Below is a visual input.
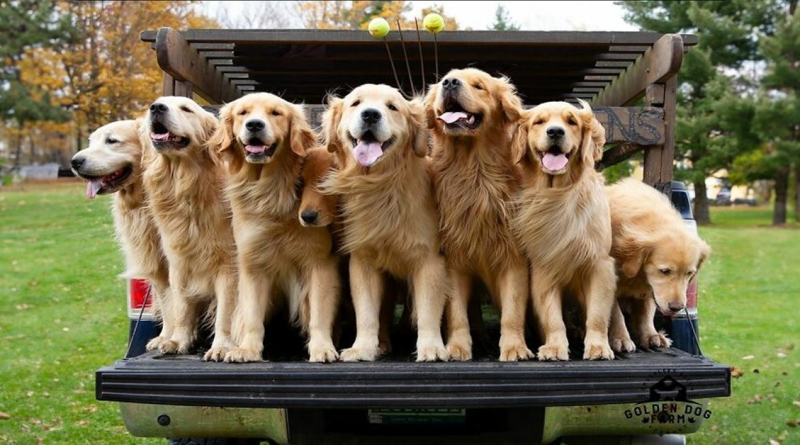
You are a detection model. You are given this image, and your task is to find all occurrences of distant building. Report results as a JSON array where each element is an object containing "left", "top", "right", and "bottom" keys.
[{"left": 18, "top": 163, "right": 60, "bottom": 180}]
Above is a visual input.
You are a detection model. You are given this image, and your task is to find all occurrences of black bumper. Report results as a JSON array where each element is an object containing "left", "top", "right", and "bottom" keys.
[{"left": 96, "top": 349, "right": 730, "bottom": 409}]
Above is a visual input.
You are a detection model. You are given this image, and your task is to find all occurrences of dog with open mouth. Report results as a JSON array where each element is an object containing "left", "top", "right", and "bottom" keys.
[
  {"left": 512, "top": 100, "right": 616, "bottom": 361},
  {"left": 71, "top": 120, "right": 172, "bottom": 351},
  {"left": 206, "top": 92, "right": 341, "bottom": 363},
  {"left": 141, "top": 96, "right": 237, "bottom": 362},
  {"left": 424, "top": 68, "right": 533, "bottom": 362},
  {"left": 321, "top": 84, "right": 450, "bottom": 362},
  {"left": 606, "top": 178, "right": 711, "bottom": 351}
]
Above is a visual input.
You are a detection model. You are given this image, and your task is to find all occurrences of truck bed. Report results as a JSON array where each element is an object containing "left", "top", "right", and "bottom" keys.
[{"left": 96, "top": 348, "right": 729, "bottom": 409}]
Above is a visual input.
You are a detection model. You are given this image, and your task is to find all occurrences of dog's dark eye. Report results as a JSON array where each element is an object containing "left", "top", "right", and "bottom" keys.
[
  {"left": 238, "top": 109, "right": 248, "bottom": 116},
  {"left": 567, "top": 117, "right": 578, "bottom": 126},
  {"left": 533, "top": 119, "right": 544, "bottom": 126},
  {"left": 659, "top": 268, "right": 671, "bottom": 276},
  {"left": 351, "top": 100, "right": 361, "bottom": 107},
  {"left": 180, "top": 106, "right": 193, "bottom": 114},
  {"left": 271, "top": 110, "right": 282, "bottom": 116},
  {"left": 473, "top": 83, "right": 484, "bottom": 90},
  {"left": 106, "top": 138, "right": 119, "bottom": 144},
  {"left": 387, "top": 103, "right": 397, "bottom": 111}
]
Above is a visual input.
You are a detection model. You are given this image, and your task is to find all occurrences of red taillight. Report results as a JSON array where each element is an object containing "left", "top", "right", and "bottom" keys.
[
  {"left": 686, "top": 278, "right": 698, "bottom": 310},
  {"left": 127, "top": 278, "right": 155, "bottom": 320}
]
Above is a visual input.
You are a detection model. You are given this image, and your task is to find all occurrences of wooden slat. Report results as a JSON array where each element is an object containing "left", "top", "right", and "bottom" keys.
[
  {"left": 597, "top": 144, "right": 643, "bottom": 170},
  {"left": 592, "top": 34, "right": 684, "bottom": 107},
  {"left": 643, "top": 76, "right": 677, "bottom": 187},
  {"left": 161, "top": 73, "right": 175, "bottom": 96},
  {"left": 593, "top": 107, "right": 665, "bottom": 145},
  {"left": 154, "top": 27, "right": 239, "bottom": 104},
  {"left": 141, "top": 29, "right": 698, "bottom": 47},
  {"left": 174, "top": 80, "right": 192, "bottom": 98}
]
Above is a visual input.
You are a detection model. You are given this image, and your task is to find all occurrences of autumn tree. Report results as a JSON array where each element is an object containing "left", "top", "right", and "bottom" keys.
[
  {"left": 296, "top": 1, "right": 458, "bottom": 30},
  {"left": 489, "top": 4, "right": 520, "bottom": 31}
]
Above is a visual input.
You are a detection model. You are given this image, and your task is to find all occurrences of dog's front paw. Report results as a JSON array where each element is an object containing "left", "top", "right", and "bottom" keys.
[
  {"left": 640, "top": 331, "right": 672, "bottom": 349},
  {"left": 158, "top": 339, "right": 191, "bottom": 355},
  {"left": 416, "top": 340, "right": 449, "bottom": 362},
  {"left": 584, "top": 341, "right": 615, "bottom": 360},
  {"left": 308, "top": 341, "right": 339, "bottom": 363},
  {"left": 610, "top": 335, "right": 637, "bottom": 353},
  {"left": 224, "top": 347, "right": 262, "bottom": 363},
  {"left": 340, "top": 344, "right": 381, "bottom": 362},
  {"left": 538, "top": 342, "right": 569, "bottom": 361},
  {"left": 204, "top": 346, "right": 228, "bottom": 362},
  {"left": 500, "top": 340, "right": 534, "bottom": 362},
  {"left": 447, "top": 341, "right": 473, "bottom": 361},
  {"left": 146, "top": 336, "right": 166, "bottom": 352}
]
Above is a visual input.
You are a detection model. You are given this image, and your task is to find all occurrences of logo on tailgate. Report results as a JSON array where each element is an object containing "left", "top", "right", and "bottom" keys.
[{"left": 624, "top": 376, "right": 713, "bottom": 429}]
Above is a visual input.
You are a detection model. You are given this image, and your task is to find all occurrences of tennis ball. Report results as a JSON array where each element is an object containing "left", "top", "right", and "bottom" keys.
[
  {"left": 368, "top": 18, "right": 390, "bottom": 38},
  {"left": 423, "top": 13, "right": 445, "bottom": 34}
]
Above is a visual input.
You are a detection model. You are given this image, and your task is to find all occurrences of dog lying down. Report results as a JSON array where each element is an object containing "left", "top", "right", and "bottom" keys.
[{"left": 606, "top": 178, "right": 711, "bottom": 352}]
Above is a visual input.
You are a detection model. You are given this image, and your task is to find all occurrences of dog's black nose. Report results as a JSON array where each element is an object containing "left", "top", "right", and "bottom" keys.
[
  {"left": 668, "top": 302, "right": 684, "bottom": 313},
  {"left": 300, "top": 210, "right": 318, "bottom": 225},
  {"left": 245, "top": 120, "right": 265, "bottom": 132},
  {"left": 442, "top": 77, "right": 461, "bottom": 91},
  {"left": 149, "top": 103, "right": 168, "bottom": 114},
  {"left": 546, "top": 126, "right": 565, "bottom": 139},
  {"left": 361, "top": 108, "right": 381, "bottom": 124},
  {"left": 71, "top": 157, "right": 85, "bottom": 171}
]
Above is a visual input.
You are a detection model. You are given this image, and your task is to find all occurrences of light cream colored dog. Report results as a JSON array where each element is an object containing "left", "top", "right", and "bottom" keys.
[
  {"left": 207, "top": 92, "right": 340, "bottom": 363},
  {"left": 513, "top": 100, "right": 616, "bottom": 361},
  {"left": 71, "top": 120, "right": 172, "bottom": 351},
  {"left": 425, "top": 68, "right": 533, "bottom": 362},
  {"left": 322, "top": 84, "right": 449, "bottom": 362},
  {"left": 141, "top": 96, "right": 237, "bottom": 362},
  {"left": 607, "top": 178, "right": 711, "bottom": 351}
]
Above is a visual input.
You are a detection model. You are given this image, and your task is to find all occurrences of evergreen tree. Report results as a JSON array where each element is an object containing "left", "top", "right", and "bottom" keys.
[
  {"left": 489, "top": 4, "right": 519, "bottom": 31},
  {"left": 0, "top": 0, "right": 77, "bottom": 166}
]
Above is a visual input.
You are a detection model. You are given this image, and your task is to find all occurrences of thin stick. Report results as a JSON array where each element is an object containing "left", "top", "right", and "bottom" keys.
[
  {"left": 415, "top": 18, "right": 425, "bottom": 93},
  {"left": 382, "top": 38, "right": 402, "bottom": 93},
  {"left": 433, "top": 32, "right": 439, "bottom": 80},
  {"left": 396, "top": 19, "right": 416, "bottom": 96}
]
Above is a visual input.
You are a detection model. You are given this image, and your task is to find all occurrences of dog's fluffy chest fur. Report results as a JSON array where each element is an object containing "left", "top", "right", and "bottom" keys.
[
  {"left": 432, "top": 150, "right": 523, "bottom": 272},
  {"left": 514, "top": 172, "right": 611, "bottom": 279}
]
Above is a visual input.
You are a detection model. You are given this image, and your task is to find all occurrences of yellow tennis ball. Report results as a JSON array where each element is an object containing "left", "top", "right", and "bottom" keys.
[
  {"left": 423, "top": 13, "right": 445, "bottom": 33},
  {"left": 368, "top": 18, "right": 390, "bottom": 38}
]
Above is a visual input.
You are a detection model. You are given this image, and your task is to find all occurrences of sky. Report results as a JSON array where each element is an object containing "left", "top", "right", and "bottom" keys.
[{"left": 198, "top": 1, "right": 639, "bottom": 32}]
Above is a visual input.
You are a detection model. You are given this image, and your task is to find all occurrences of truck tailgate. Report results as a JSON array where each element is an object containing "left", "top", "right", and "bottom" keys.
[{"left": 96, "top": 349, "right": 729, "bottom": 408}]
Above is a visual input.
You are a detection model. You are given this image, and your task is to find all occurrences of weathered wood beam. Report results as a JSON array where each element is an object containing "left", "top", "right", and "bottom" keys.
[
  {"left": 141, "top": 30, "right": 698, "bottom": 47},
  {"left": 596, "top": 144, "right": 643, "bottom": 170},
  {"left": 154, "top": 27, "right": 240, "bottom": 104},
  {"left": 643, "top": 76, "right": 678, "bottom": 188},
  {"left": 591, "top": 34, "right": 684, "bottom": 107}
]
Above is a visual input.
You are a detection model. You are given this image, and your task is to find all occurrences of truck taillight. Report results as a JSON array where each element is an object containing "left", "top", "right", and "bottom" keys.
[{"left": 127, "top": 278, "right": 156, "bottom": 321}]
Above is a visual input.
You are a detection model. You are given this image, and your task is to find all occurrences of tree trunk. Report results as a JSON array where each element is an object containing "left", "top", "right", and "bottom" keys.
[
  {"left": 29, "top": 132, "right": 36, "bottom": 165},
  {"left": 774, "top": 166, "right": 789, "bottom": 226},
  {"left": 796, "top": 165, "right": 800, "bottom": 222},
  {"left": 13, "top": 124, "right": 23, "bottom": 167},
  {"left": 693, "top": 180, "right": 711, "bottom": 224}
]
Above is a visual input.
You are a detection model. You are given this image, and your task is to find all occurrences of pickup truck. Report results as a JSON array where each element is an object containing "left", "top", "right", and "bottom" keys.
[{"left": 95, "top": 28, "right": 731, "bottom": 444}]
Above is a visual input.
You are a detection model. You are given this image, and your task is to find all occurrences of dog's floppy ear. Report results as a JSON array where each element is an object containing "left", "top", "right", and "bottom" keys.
[
  {"left": 422, "top": 83, "right": 441, "bottom": 129},
  {"left": 620, "top": 246, "right": 647, "bottom": 278},
  {"left": 577, "top": 99, "right": 606, "bottom": 164},
  {"left": 409, "top": 98, "right": 430, "bottom": 157},
  {"left": 206, "top": 102, "right": 242, "bottom": 172},
  {"left": 322, "top": 95, "right": 344, "bottom": 154},
  {"left": 697, "top": 239, "right": 712, "bottom": 270},
  {"left": 290, "top": 104, "right": 316, "bottom": 158},
  {"left": 511, "top": 118, "right": 532, "bottom": 165},
  {"left": 199, "top": 107, "right": 219, "bottom": 144},
  {"left": 497, "top": 76, "right": 523, "bottom": 123}
]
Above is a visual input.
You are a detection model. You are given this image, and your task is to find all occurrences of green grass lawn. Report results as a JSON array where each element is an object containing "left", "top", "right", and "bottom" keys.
[{"left": 1, "top": 183, "right": 798, "bottom": 444}]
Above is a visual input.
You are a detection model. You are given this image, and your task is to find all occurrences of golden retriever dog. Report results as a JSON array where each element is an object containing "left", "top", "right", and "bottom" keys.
[
  {"left": 141, "top": 96, "right": 237, "bottom": 362},
  {"left": 322, "top": 84, "right": 449, "bottom": 362},
  {"left": 425, "top": 68, "right": 533, "bottom": 362},
  {"left": 207, "top": 92, "right": 340, "bottom": 363},
  {"left": 606, "top": 178, "right": 711, "bottom": 351},
  {"left": 71, "top": 120, "right": 172, "bottom": 351},
  {"left": 298, "top": 146, "right": 339, "bottom": 229},
  {"left": 512, "top": 100, "right": 616, "bottom": 361}
]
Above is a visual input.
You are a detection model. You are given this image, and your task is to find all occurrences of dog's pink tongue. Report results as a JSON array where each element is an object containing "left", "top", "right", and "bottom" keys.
[
  {"left": 438, "top": 111, "right": 468, "bottom": 124},
  {"left": 542, "top": 153, "right": 569, "bottom": 172},
  {"left": 354, "top": 140, "right": 383, "bottom": 167},
  {"left": 245, "top": 145, "right": 266, "bottom": 154},
  {"left": 86, "top": 179, "right": 101, "bottom": 199},
  {"left": 150, "top": 133, "right": 170, "bottom": 142}
]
